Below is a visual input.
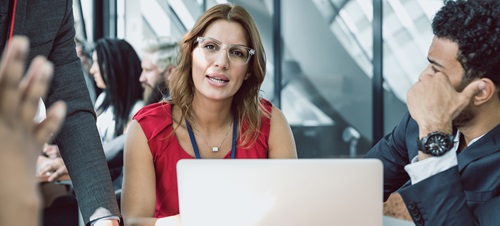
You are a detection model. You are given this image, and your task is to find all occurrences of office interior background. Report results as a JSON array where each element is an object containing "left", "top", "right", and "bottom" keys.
[{"left": 74, "top": 0, "right": 443, "bottom": 158}]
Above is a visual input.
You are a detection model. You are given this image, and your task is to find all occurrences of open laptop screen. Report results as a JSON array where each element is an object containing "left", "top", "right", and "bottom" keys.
[{"left": 177, "top": 159, "right": 383, "bottom": 226}]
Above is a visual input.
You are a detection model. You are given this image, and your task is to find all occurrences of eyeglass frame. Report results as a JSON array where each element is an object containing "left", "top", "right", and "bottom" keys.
[{"left": 195, "top": 36, "right": 256, "bottom": 65}]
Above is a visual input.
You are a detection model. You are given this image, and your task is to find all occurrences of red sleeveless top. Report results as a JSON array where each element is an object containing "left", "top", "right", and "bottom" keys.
[{"left": 133, "top": 99, "right": 272, "bottom": 218}]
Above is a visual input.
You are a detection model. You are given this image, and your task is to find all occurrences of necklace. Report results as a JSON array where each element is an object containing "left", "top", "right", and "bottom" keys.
[
  {"left": 190, "top": 119, "right": 233, "bottom": 152},
  {"left": 186, "top": 117, "right": 238, "bottom": 159}
]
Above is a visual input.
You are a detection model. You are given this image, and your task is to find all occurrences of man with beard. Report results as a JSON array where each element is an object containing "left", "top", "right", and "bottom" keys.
[
  {"left": 140, "top": 37, "right": 178, "bottom": 105},
  {"left": 365, "top": 0, "right": 499, "bottom": 225}
]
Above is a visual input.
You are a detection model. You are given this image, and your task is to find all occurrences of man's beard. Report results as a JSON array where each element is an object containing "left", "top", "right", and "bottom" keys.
[
  {"left": 144, "top": 81, "right": 169, "bottom": 105},
  {"left": 452, "top": 104, "right": 475, "bottom": 128},
  {"left": 452, "top": 78, "right": 476, "bottom": 128}
]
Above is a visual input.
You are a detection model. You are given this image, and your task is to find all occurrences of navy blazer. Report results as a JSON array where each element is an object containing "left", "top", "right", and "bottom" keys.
[
  {"left": 2, "top": 0, "right": 121, "bottom": 224},
  {"left": 366, "top": 112, "right": 500, "bottom": 226}
]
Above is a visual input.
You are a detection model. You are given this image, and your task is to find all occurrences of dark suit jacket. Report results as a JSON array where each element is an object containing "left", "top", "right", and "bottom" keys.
[
  {"left": 366, "top": 112, "right": 500, "bottom": 226},
  {"left": 2, "top": 0, "right": 120, "bottom": 224}
]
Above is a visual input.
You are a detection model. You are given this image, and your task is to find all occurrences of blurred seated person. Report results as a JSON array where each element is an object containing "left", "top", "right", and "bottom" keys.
[
  {"left": 121, "top": 4, "right": 297, "bottom": 226},
  {"left": 0, "top": 36, "right": 66, "bottom": 226},
  {"left": 140, "top": 37, "right": 179, "bottom": 105},
  {"left": 89, "top": 38, "right": 144, "bottom": 191},
  {"left": 37, "top": 39, "right": 144, "bottom": 208},
  {"left": 75, "top": 38, "right": 93, "bottom": 72}
]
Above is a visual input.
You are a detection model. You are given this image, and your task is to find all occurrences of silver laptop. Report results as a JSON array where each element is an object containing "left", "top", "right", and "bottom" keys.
[{"left": 177, "top": 159, "right": 383, "bottom": 226}]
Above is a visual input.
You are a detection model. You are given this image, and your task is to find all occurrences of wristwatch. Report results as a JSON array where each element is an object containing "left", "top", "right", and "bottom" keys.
[{"left": 417, "top": 131, "right": 454, "bottom": 156}]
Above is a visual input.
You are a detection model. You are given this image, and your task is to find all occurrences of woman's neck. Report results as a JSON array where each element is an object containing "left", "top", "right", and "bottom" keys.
[{"left": 190, "top": 95, "right": 233, "bottom": 132}]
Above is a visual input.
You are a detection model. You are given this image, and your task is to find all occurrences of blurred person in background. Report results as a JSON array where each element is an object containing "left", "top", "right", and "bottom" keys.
[
  {"left": 140, "top": 37, "right": 179, "bottom": 105},
  {"left": 91, "top": 38, "right": 144, "bottom": 144},
  {"left": 38, "top": 38, "right": 144, "bottom": 224},
  {"left": 90, "top": 38, "right": 144, "bottom": 193}
]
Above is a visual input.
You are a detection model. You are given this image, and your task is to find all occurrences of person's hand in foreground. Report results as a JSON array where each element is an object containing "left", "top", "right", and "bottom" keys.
[{"left": 0, "top": 36, "right": 66, "bottom": 226}]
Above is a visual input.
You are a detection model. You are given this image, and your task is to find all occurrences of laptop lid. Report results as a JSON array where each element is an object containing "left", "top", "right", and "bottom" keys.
[{"left": 177, "top": 159, "right": 383, "bottom": 226}]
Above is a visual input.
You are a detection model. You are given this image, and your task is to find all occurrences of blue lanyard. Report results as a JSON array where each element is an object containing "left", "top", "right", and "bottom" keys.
[{"left": 185, "top": 117, "right": 238, "bottom": 159}]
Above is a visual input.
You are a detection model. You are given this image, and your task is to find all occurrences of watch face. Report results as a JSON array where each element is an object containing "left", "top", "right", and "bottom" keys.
[{"left": 425, "top": 133, "right": 452, "bottom": 156}]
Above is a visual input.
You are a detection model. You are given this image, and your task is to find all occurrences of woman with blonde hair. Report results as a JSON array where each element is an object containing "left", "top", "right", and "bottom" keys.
[{"left": 121, "top": 3, "right": 297, "bottom": 225}]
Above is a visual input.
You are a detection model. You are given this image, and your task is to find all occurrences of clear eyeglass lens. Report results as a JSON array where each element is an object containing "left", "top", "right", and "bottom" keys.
[{"left": 197, "top": 37, "right": 254, "bottom": 65}]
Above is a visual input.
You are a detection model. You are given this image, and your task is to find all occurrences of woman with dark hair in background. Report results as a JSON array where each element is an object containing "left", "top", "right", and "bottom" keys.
[
  {"left": 37, "top": 39, "right": 144, "bottom": 224},
  {"left": 91, "top": 38, "right": 144, "bottom": 142},
  {"left": 89, "top": 38, "right": 144, "bottom": 192}
]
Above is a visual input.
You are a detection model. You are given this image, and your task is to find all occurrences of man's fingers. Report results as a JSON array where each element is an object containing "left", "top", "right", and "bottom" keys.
[
  {"left": 0, "top": 37, "right": 29, "bottom": 118},
  {"left": 19, "top": 57, "right": 54, "bottom": 127},
  {"left": 34, "top": 101, "right": 66, "bottom": 147},
  {"left": 461, "top": 80, "right": 486, "bottom": 101}
]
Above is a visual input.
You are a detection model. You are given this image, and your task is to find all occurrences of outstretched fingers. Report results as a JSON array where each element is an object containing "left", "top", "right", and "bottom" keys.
[
  {"left": 0, "top": 37, "right": 29, "bottom": 120},
  {"left": 0, "top": 36, "right": 67, "bottom": 157}
]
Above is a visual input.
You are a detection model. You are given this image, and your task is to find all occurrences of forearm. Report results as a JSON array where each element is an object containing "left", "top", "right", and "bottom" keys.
[
  {"left": 47, "top": 0, "right": 120, "bottom": 223},
  {"left": 56, "top": 115, "right": 120, "bottom": 223},
  {"left": 52, "top": 61, "right": 120, "bottom": 224}
]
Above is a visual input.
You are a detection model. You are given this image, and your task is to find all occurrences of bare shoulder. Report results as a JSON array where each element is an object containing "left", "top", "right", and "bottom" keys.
[
  {"left": 268, "top": 106, "right": 297, "bottom": 158},
  {"left": 269, "top": 105, "right": 287, "bottom": 123},
  {"left": 127, "top": 120, "right": 145, "bottom": 139},
  {"left": 124, "top": 120, "right": 150, "bottom": 155}
]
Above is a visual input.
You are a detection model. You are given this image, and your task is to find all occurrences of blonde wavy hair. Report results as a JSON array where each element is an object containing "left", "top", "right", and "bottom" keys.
[{"left": 168, "top": 3, "right": 269, "bottom": 148}]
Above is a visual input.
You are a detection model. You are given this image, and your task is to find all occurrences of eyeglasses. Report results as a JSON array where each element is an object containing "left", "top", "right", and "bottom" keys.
[{"left": 195, "top": 36, "right": 255, "bottom": 65}]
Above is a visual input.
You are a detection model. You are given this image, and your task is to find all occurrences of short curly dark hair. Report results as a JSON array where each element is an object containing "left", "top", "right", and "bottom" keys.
[{"left": 432, "top": 0, "right": 500, "bottom": 87}]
